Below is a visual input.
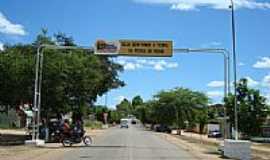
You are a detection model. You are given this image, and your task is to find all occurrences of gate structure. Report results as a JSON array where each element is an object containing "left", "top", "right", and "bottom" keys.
[{"left": 30, "top": 43, "right": 231, "bottom": 144}]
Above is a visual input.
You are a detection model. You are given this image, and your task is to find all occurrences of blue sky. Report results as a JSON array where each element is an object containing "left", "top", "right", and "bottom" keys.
[{"left": 0, "top": 0, "right": 270, "bottom": 107}]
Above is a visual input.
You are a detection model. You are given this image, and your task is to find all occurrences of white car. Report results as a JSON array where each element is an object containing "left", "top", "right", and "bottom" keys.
[{"left": 120, "top": 119, "right": 129, "bottom": 128}]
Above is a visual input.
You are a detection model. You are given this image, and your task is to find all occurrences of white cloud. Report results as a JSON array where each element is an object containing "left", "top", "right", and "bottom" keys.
[
  {"left": 167, "top": 62, "right": 179, "bottom": 68},
  {"left": 154, "top": 63, "right": 165, "bottom": 71},
  {"left": 201, "top": 41, "right": 222, "bottom": 48},
  {"left": 262, "top": 74, "right": 270, "bottom": 88},
  {"left": 0, "top": 42, "right": 3, "bottom": 51},
  {"left": 253, "top": 57, "right": 270, "bottom": 69},
  {"left": 136, "top": 59, "right": 147, "bottom": 64},
  {"left": 238, "top": 62, "right": 245, "bottom": 66},
  {"left": 245, "top": 76, "right": 259, "bottom": 87},
  {"left": 207, "top": 81, "right": 224, "bottom": 88},
  {"left": 133, "top": 0, "right": 270, "bottom": 11},
  {"left": 171, "top": 3, "right": 197, "bottom": 11},
  {"left": 116, "top": 59, "right": 126, "bottom": 65},
  {"left": 124, "top": 62, "right": 137, "bottom": 70},
  {"left": 0, "top": 12, "right": 26, "bottom": 36},
  {"left": 207, "top": 91, "right": 223, "bottom": 98},
  {"left": 116, "top": 57, "right": 179, "bottom": 71}
]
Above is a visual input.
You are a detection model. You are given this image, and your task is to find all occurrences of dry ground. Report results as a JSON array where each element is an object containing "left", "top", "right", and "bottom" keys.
[{"left": 0, "top": 128, "right": 106, "bottom": 160}]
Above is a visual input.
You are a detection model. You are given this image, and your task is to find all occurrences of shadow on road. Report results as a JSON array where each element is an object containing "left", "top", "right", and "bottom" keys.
[
  {"left": 204, "top": 151, "right": 231, "bottom": 159},
  {"left": 40, "top": 145, "right": 127, "bottom": 149},
  {"left": 41, "top": 144, "right": 182, "bottom": 152},
  {"left": 0, "top": 134, "right": 30, "bottom": 146}
]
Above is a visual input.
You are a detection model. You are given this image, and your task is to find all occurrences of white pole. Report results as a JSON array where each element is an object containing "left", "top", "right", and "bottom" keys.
[{"left": 230, "top": 0, "right": 238, "bottom": 140}]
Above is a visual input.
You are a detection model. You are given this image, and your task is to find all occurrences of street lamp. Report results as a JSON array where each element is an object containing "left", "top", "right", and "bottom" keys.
[
  {"left": 174, "top": 48, "right": 230, "bottom": 139},
  {"left": 229, "top": 0, "right": 238, "bottom": 140}
]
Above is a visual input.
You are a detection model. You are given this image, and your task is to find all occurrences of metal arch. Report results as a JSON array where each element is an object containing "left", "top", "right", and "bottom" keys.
[{"left": 33, "top": 45, "right": 231, "bottom": 141}]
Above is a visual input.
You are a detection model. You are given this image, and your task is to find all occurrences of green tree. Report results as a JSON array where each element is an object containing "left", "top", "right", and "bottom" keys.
[
  {"left": 131, "top": 95, "right": 143, "bottom": 114},
  {"left": 0, "top": 44, "right": 35, "bottom": 108},
  {"left": 116, "top": 98, "right": 131, "bottom": 116},
  {"left": 0, "top": 30, "right": 124, "bottom": 121},
  {"left": 92, "top": 105, "right": 108, "bottom": 123},
  {"left": 109, "top": 110, "right": 122, "bottom": 123},
  {"left": 153, "top": 88, "right": 209, "bottom": 131},
  {"left": 225, "top": 78, "right": 270, "bottom": 137},
  {"left": 132, "top": 96, "right": 143, "bottom": 107},
  {"left": 196, "top": 108, "right": 208, "bottom": 134}
]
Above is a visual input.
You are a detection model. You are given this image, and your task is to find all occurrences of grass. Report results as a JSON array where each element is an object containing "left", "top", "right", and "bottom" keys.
[
  {"left": 84, "top": 120, "right": 103, "bottom": 129},
  {"left": 0, "top": 123, "right": 11, "bottom": 129}
]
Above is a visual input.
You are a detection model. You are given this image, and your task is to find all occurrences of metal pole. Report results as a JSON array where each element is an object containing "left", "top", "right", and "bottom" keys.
[
  {"left": 32, "top": 46, "right": 41, "bottom": 141},
  {"left": 34, "top": 45, "right": 95, "bottom": 142},
  {"left": 230, "top": 0, "right": 238, "bottom": 140},
  {"left": 174, "top": 105, "right": 179, "bottom": 134},
  {"left": 105, "top": 93, "right": 108, "bottom": 107},
  {"left": 174, "top": 48, "right": 230, "bottom": 139},
  {"left": 224, "top": 50, "right": 231, "bottom": 138},
  {"left": 36, "top": 48, "right": 44, "bottom": 139},
  {"left": 224, "top": 54, "right": 228, "bottom": 139},
  {"left": 228, "top": 54, "right": 231, "bottom": 94}
]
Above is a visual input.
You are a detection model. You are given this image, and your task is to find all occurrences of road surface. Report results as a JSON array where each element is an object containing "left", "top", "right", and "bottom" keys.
[{"left": 63, "top": 125, "right": 197, "bottom": 160}]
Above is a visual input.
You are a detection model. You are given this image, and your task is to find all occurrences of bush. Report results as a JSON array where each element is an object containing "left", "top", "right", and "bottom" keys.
[
  {"left": 0, "top": 123, "right": 10, "bottom": 129},
  {"left": 84, "top": 120, "right": 103, "bottom": 129}
]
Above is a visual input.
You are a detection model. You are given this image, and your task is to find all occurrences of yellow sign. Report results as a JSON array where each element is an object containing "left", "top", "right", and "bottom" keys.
[{"left": 119, "top": 40, "right": 173, "bottom": 57}]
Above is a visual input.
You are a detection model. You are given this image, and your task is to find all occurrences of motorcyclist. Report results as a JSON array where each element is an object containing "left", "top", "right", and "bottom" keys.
[
  {"left": 62, "top": 119, "right": 71, "bottom": 137},
  {"left": 73, "top": 119, "right": 83, "bottom": 137}
]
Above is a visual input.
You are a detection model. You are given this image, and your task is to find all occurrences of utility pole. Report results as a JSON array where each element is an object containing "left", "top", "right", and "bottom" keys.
[{"left": 230, "top": 0, "right": 238, "bottom": 140}]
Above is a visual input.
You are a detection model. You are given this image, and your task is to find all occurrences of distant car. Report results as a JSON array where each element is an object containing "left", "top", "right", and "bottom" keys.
[
  {"left": 155, "top": 124, "right": 171, "bottom": 133},
  {"left": 120, "top": 119, "right": 129, "bottom": 128},
  {"left": 208, "top": 130, "right": 222, "bottom": 138},
  {"left": 131, "top": 119, "right": 136, "bottom": 125}
]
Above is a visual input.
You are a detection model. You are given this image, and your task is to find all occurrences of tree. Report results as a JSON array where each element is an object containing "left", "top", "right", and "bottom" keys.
[
  {"left": 0, "top": 30, "right": 125, "bottom": 121},
  {"left": 196, "top": 108, "right": 208, "bottom": 134},
  {"left": 0, "top": 44, "right": 35, "bottom": 108},
  {"left": 92, "top": 105, "right": 109, "bottom": 123},
  {"left": 132, "top": 96, "right": 143, "bottom": 107},
  {"left": 54, "top": 32, "right": 75, "bottom": 46},
  {"left": 134, "top": 105, "right": 147, "bottom": 124},
  {"left": 131, "top": 95, "right": 143, "bottom": 114},
  {"left": 134, "top": 100, "right": 157, "bottom": 124},
  {"left": 153, "top": 88, "right": 209, "bottom": 131},
  {"left": 109, "top": 110, "right": 122, "bottom": 123},
  {"left": 153, "top": 91, "right": 178, "bottom": 126},
  {"left": 225, "top": 78, "right": 270, "bottom": 137},
  {"left": 116, "top": 98, "right": 132, "bottom": 116}
]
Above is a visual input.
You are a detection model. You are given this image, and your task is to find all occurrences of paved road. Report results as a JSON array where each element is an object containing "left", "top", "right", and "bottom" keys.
[{"left": 64, "top": 125, "right": 197, "bottom": 160}]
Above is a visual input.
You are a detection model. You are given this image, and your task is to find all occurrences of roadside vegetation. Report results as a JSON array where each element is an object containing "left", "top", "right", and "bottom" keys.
[
  {"left": 110, "top": 81, "right": 270, "bottom": 139},
  {"left": 0, "top": 29, "right": 124, "bottom": 127}
]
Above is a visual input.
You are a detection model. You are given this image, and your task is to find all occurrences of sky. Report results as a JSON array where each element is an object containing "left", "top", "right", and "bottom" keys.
[{"left": 0, "top": 0, "right": 270, "bottom": 107}]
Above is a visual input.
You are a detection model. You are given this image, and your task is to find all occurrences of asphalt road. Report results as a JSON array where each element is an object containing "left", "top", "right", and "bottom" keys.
[{"left": 64, "top": 125, "right": 197, "bottom": 160}]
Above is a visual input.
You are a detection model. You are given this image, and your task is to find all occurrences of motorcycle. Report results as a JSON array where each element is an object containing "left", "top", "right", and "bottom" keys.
[
  {"left": 48, "top": 120, "right": 63, "bottom": 142},
  {"left": 61, "top": 129, "right": 92, "bottom": 147}
]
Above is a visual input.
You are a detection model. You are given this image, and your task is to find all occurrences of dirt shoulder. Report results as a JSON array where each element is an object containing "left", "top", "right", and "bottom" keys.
[
  {"left": 157, "top": 131, "right": 270, "bottom": 160},
  {"left": 156, "top": 132, "right": 230, "bottom": 160},
  {"left": 0, "top": 128, "right": 107, "bottom": 160},
  {"left": 180, "top": 131, "right": 270, "bottom": 160}
]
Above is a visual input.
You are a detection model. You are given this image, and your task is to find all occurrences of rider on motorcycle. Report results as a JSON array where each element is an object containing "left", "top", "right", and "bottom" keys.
[
  {"left": 62, "top": 119, "right": 71, "bottom": 136},
  {"left": 73, "top": 119, "right": 84, "bottom": 137},
  {"left": 60, "top": 119, "right": 91, "bottom": 146}
]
